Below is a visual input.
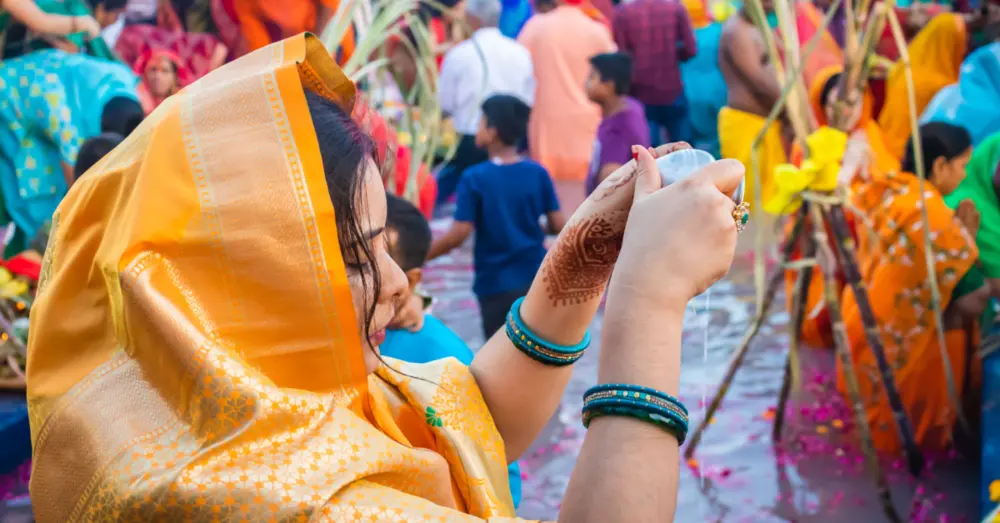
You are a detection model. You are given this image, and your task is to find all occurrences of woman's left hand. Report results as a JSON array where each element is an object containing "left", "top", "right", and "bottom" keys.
[{"left": 531, "top": 142, "right": 692, "bottom": 309}]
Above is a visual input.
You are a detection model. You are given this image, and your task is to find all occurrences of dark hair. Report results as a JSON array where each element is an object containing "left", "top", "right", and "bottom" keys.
[
  {"left": 481, "top": 94, "right": 531, "bottom": 146},
  {"left": 589, "top": 52, "right": 633, "bottom": 96},
  {"left": 819, "top": 72, "right": 842, "bottom": 108},
  {"left": 101, "top": 97, "right": 144, "bottom": 137},
  {"left": 535, "top": 0, "right": 557, "bottom": 9},
  {"left": 385, "top": 194, "right": 431, "bottom": 272},
  {"left": 305, "top": 91, "right": 381, "bottom": 343},
  {"left": 74, "top": 132, "right": 123, "bottom": 178},
  {"left": 901, "top": 122, "right": 972, "bottom": 174},
  {"left": 87, "top": 0, "right": 128, "bottom": 11}
]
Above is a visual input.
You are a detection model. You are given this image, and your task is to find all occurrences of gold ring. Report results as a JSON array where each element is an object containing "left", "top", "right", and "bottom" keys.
[{"left": 733, "top": 202, "right": 750, "bottom": 233}]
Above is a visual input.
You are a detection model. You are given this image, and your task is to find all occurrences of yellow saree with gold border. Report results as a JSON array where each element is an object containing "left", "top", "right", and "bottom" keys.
[{"left": 26, "top": 33, "right": 529, "bottom": 522}]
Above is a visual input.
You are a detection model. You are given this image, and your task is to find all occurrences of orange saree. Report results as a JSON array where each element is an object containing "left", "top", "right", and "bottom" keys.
[
  {"left": 877, "top": 13, "right": 966, "bottom": 160},
  {"left": 27, "top": 34, "right": 524, "bottom": 521},
  {"left": 783, "top": 66, "right": 901, "bottom": 348},
  {"left": 838, "top": 169, "right": 979, "bottom": 454},
  {"left": 233, "top": 0, "right": 356, "bottom": 61}
]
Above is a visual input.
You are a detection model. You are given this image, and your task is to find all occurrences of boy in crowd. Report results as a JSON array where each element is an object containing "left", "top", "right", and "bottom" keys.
[
  {"left": 380, "top": 194, "right": 522, "bottom": 507},
  {"left": 584, "top": 52, "right": 651, "bottom": 195},
  {"left": 73, "top": 132, "right": 123, "bottom": 183},
  {"left": 427, "top": 94, "right": 565, "bottom": 338}
]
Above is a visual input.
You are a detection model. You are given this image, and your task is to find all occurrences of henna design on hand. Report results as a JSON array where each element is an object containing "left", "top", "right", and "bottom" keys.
[
  {"left": 591, "top": 142, "right": 692, "bottom": 202},
  {"left": 542, "top": 211, "right": 627, "bottom": 306}
]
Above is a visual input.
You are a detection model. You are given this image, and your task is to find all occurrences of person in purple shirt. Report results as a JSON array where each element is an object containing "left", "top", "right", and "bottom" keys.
[{"left": 584, "top": 52, "right": 652, "bottom": 195}]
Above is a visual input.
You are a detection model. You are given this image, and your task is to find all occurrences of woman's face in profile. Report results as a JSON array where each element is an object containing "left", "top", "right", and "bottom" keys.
[{"left": 343, "top": 159, "right": 408, "bottom": 374}]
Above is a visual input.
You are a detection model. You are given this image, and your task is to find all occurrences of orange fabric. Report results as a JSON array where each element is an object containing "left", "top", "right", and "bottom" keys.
[
  {"left": 877, "top": 13, "right": 967, "bottom": 160},
  {"left": 26, "top": 34, "right": 519, "bottom": 520},
  {"left": 837, "top": 168, "right": 979, "bottom": 454},
  {"left": 788, "top": 3, "right": 844, "bottom": 89},
  {"left": 682, "top": 0, "right": 712, "bottom": 29},
  {"left": 233, "top": 0, "right": 355, "bottom": 63}
]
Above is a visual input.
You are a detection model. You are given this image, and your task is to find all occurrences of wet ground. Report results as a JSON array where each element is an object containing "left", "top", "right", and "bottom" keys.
[{"left": 426, "top": 181, "right": 980, "bottom": 523}]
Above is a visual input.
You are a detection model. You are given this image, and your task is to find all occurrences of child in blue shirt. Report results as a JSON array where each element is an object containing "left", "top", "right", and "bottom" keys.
[
  {"left": 379, "top": 194, "right": 523, "bottom": 507},
  {"left": 428, "top": 94, "right": 565, "bottom": 338}
]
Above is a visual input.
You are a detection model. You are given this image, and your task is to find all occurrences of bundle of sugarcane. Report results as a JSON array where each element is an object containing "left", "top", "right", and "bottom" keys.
[
  {"left": 319, "top": 0, "right": 464, "bottom": 205},
  {"left": 682, "top": 0, "right": 975, "bottom": 519},
  {"left": 0, "top": 267, "right": 32, "bottom": 390}
]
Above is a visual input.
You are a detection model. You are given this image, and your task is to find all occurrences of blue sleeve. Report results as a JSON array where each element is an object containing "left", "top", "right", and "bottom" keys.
[
  {"left": 453, "top": 169, "right": 478, "bottom": 223},
  {"left": 539, "top": 165, "right": 560, "bottom": 213}
]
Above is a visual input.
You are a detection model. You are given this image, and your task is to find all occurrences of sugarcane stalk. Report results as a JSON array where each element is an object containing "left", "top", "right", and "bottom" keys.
[
  {"left": 745, "top": 0, "right": 811, "bottom": 146},
  {"left": 826, "top": 204, "right": 925, "bottom": 477},
  {"left": 831, "top": 2, "right": 888, "bottom": 130},
  {"left": 685, "top": 208, "right": 808, "bottom": 458},
  {"left": 745, "top": 0, "right": 843, "bottom": 311},
  {"left": 887, "top": 9, "right": 970, "bottom": 433},
  {"left": 809, "top": 203, "right": 902, "bottom": 523},
  {"left": 773, "top": 212, "right": 815, "bottom": 442},
  {"left": 771, "top": 0, "right": 817, "bottom": 134}
]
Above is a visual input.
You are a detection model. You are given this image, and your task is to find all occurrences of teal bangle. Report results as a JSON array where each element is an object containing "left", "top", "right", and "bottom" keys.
[
  {"left": 505, "top": 297, "right": 589, "bottom": 366},
  {"left": 581, "top": 384, "right": 690, "bottom": 444},
  {"left": 582, "top": 397, "right": 689, "bottom": 432},
  {"left": 584, "top": 383, "right": 688, "bottom": 416},
  {"left": 582, "top": 405, "right": 688, "bottom": 445},
  {"left": 510, "top": 297, "right": 591, "bottom": 353}
]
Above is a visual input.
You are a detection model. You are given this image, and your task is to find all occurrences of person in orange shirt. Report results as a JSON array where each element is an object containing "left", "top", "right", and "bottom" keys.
[{"left": 518, "top": 0, "right": 615, "bottom": 181}]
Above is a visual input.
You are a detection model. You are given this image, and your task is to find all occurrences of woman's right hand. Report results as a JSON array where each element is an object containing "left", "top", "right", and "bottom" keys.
[
  {"left": 611, "top": 146, "right": 744, "bottom": 313},
  {"left": 75, "top": 15, "right": 102, "bottom": 38}
]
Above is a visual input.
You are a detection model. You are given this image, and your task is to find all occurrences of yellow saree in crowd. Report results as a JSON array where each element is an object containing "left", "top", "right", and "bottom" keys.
[
  {"left": 877, "top": 13, "right": 966, "bottom": 160},
  {"left": 26, "top": 33, "right": 523, "bottom": 522},
  {"left": 838, "top": 168, "right": 979, "bottom": 454}
]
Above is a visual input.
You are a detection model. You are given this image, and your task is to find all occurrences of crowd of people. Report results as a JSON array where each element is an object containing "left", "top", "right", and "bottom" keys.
[{"left": 2, "top": 0, "right": 1000, "bottom": 520}]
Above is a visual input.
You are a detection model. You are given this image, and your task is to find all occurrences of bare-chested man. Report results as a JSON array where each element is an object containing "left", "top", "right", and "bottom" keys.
[{"left": 717, "top": 1, "right": 787, "bottom": 209}]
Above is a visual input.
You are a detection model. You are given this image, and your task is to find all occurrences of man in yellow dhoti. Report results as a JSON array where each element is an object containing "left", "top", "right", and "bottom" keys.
[
  {"left": 26, "top": 33, "right": 745, "bottom": 522},
  {"left": 717, "top": 0, "right": 787, "bottom": 209}
]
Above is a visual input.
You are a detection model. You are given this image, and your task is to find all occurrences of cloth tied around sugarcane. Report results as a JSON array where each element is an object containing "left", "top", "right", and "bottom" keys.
[{"left": 764, "top": 126, "right": 849, "bottom": 215}]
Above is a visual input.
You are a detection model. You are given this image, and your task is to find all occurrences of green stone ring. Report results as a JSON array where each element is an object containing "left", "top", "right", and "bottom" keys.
[{"left": 733, "top": 202, "right": 750, "bottom": 233}]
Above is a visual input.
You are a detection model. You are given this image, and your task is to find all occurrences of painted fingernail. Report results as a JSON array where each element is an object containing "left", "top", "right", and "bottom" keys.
[{"left": 633, "top": 151, "right": 639, "bottom": 162}]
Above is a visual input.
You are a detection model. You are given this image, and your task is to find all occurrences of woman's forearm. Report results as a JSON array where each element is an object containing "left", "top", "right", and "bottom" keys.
[
  {"left": 558, "top": 278, "right": 687, "bottom": 523},
  {"left": 471, "top": 202, "right": 629, "bottom": 461},
  {"left": 5, "top": 0, "right": 77, "bottom": 35}
]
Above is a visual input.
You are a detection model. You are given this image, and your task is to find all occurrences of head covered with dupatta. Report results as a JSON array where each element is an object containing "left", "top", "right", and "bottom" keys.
[
  {"left": 27, "top": 33, "right": 517, "bottom": 522},
  {"left": 807, "top": 65, "right": 900, "bottom": 178}
]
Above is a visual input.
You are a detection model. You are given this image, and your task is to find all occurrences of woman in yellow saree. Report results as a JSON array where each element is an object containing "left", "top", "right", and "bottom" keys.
[
  {"left": 877, "top": 13, "right": 967, "bottom": 161},
  {"left": 783, "top": 65, "right": 900, "bottom": 349},
  {"left": 838, "top": 121, "right": 987, "bottom": 454},
  {"left": 26, "top": 33, "right": 746, "bottom": 521}
]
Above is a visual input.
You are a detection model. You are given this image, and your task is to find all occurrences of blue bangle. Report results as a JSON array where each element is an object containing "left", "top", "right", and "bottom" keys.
[
  {"left": 505, "top": 297, "right": 590, "bottom": 366},
  {"left": 584, "top": 383, "right": 688, "bottom": 416},
  {"left": 582, "top": 397, "right": 689, "bottom": 431}
]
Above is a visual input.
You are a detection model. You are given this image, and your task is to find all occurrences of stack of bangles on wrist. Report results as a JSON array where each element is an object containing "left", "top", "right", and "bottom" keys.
[
  {"left": 581, "top": 384, "right": 689, "bottom": 444},
  {"left": 505, "top": 297, "right": 590, "bottom": 366}
]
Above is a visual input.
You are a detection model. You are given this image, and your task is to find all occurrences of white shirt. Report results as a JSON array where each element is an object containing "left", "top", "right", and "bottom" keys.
[
  {"left": 100, "top": 16, "right": 125, "bottom": 49},
  {"left": 438, "top": 27, "right": 536, "bottom": 136}
]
